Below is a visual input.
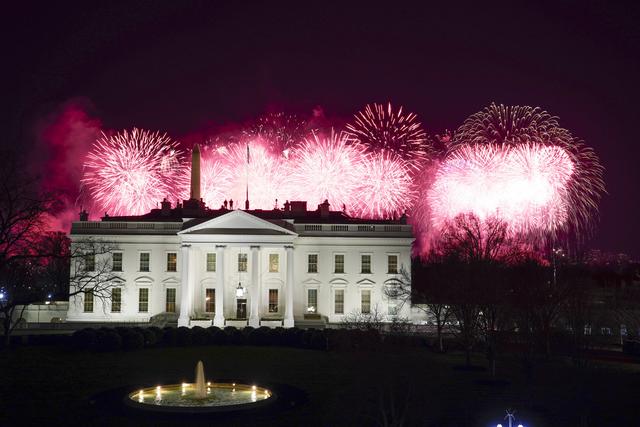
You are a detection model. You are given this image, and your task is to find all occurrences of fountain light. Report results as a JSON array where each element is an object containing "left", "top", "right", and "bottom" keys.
[
  {"left": 207, "top": 381, "right": 211, "bottom": 386},
  {"left": 252, "top": 385, "right": 256, "bottom": 391}
]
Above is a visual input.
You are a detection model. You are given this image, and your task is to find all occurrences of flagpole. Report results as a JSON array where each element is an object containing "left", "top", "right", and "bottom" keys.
[{"left": 245, "top": 142, "right": 250, "bottom": 210}]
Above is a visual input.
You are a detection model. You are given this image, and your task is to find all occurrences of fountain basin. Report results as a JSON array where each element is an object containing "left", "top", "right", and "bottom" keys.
[{"left": 125, "top": 382, "right": 273, "bottom": 413}]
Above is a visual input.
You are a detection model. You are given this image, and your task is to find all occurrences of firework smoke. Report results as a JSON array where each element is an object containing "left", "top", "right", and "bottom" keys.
[
  {"left": 243, "top": 112, "right": 309, "bottom": 158},
  {"left": 82, "top": 128, "right": 184, "bottom": 216}
]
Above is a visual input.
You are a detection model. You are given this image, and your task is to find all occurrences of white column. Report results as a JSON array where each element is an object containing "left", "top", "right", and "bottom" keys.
[
  {"left": 178, "top": 244, "right": 191, "bottom": 327},
  {"left": 284, "top": 245, "right": 295, "bottom": 328},
  {"left": 214, "top": 245, "right": 225, "bottom": 327},
  {"left": 249, "top": 245, "right": 260, "bottom": 327}
]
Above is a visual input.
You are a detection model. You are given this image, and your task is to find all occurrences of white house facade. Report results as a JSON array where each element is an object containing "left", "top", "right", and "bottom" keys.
[{"left": 66, "top": 204, "right": 413, "bottom": 328}]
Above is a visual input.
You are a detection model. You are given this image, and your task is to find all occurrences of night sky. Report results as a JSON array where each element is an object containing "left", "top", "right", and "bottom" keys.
[{"left": 2, "top": 1, "right": 639, "bottom": 257}]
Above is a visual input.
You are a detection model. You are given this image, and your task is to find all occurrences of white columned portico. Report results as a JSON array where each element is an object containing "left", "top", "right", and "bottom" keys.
[
  {"left": 284, "top": 245, "right": 295, "bottom": 328},
  {"left": 214, "top": 245, "right": 226, "bottom": 327},
  {"left": 249, "top": 245, "right": 260, "bottom": 327},
  {"left": 178, "top": 244, "right": 191, "bottom": 327}
]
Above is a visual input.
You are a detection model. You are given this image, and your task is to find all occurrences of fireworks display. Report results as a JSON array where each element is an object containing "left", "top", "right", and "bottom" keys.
[
  {"left": 447, "top": 103, "right": 605, "bottom": 242},
  {"left": 242, "top": 112, "right": 309, "bottom": 158},
  {"left": 82, "top": 128, "right": 184, "bottom": 216},
  {"left": 427, "top": 143, "right": 574, "bottom": 240},
  {"left": 345, "top": 102, "right": 429, "bottom": 168},
  {"left": 287, "top": 131, "right": 366, "bottom": 210},
  {"left": 79, "top": 103, "right": 605, "bottom": 251}
]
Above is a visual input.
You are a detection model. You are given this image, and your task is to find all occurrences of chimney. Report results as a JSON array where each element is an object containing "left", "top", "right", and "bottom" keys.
[
  {"left": 79, "top": 209, "right": 89, "bottom": 221},
  {"left": 190, "top": 144, "right": 201, "bottom": 200},
  {"left": 161, "top": 198, "right": 171, "bottom": 216},
  {"left": 284, "top": 200, "right": 291, "bottom": 212},
  {"left": 319, "top": 199, "right": 330, "bottom": 218}
]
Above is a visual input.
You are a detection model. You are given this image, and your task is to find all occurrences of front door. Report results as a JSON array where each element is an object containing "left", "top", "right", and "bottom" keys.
[{"left": 236, "top": 299, "right": 247, "bottom": 319}]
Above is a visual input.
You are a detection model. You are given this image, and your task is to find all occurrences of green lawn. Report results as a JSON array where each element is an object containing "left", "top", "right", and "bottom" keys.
[{"left": 1, "top": 345, "right": 639, "bottom": 426}]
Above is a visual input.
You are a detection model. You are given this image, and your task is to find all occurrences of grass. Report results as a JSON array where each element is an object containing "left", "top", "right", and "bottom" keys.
[{"left": 1, "top": 344, "right": 639, "bottom": 426}]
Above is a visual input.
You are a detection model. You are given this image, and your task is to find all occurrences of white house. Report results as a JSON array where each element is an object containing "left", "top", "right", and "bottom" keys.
[{"left": 66, "top": 147, "right": 414, "bottom": 328}]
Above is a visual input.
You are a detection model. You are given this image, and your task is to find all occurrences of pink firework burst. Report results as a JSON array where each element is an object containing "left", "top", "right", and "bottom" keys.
[
  {"left": 451, "top": 103, "right": 605, "bottom": 241},
  {"left": 427, "top": 143, "right": 574, "bottom": 241},
  {"left": 352, "top": 151, "right": 415, "bottom": 219},
  {"left": 288, "top": 131, "right": 366, "bottom": 210},
  {"left": 223, "top": 141, "right": 288, "bottom": 209},
  {"left": 345, "top": 102, "right": 430, "bottom": 168},
  {"left": 82, "top": 128, "right": 184, "bottom": 216}
]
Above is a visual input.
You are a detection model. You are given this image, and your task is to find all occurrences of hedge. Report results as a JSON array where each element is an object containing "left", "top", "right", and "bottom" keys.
[{"left": 66, "top": 325, "right": 427, "bottom": 352}]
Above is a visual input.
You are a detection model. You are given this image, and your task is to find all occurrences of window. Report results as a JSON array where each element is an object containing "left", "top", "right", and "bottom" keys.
[
  {"left": 205, "top": 288, "right": 215, "bottom": 313},
  {"left": 334, "top": 254, "right": 345, "bottom": 273},
  {"left": 387, "top": 255, "right": 398, "bottom": 274},
  {"left": 308, "top": 254, "right": 318, "bottom": 273},
  {"left": 166, "top": 252, "right": 177, "bottom": 272},
  {"left": 111, "top": 288, "right": 121, "bottom": 313},
  {"left": 83, "top": 289, "right": 94, "bottom": 312},
  {"left": 84, "top": 253, "right": 95, "bottom": 272},
  {"left": 238, "top": 253, "right": 247, "bottom": 272},
  {"left": 139, "top": 252, "right": 150, "bottom": 272},
  {"left": 269, "top": 254, "right": 279, "bottom": 272},
  {"left": 307, "top": 289, "right": 318, "bottom": 313},
  {"left": 334, "top": 289, "right": 344, "bottom": 314},
  {"left": 166, "top": 288, "right": 176, "bottom": 313},
  {"left": 139, "top": 288, "right": 149, "bottom": 312},
  {"left": 361, "top": 254, "right": 371, "bottom": 274},
  {"left": 361, "top": 290, "right": 371, "bottom": 314},
  {"left": 269, "top": 289, "right": 278, "bottom": 313},
  {"left": 206, "top": 253, "right": 216, "bottom": 272},
  {"left": 112, "top": 252, "right": 123, "bottom": 272}
]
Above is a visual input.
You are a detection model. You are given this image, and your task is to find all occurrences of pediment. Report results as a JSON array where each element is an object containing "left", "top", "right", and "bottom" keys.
[
  {"left": 302, "top": 278, "right": 322, "bottom": 286},
  {"left": 134, "top": 275, "right": 155, "bottom": 284},
  {"left": 329, "top": 278, "right": 348, "bottom": 286},
  {"left": 179, "top": 210, "right": 297, "bottom": 236},
  {"left": 162, "top": 277, "right": 180, "bottom": 284},
  {"left": 356, "top": 278, "right": 376, "bottom": 287}
]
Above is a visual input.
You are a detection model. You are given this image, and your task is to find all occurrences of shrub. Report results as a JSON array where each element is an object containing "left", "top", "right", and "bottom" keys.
[
  {"left": 283, "top": 327, "right": 303, "bottom": 347},
  {"left": 309, "top": 329, "right": 328, "bottom": 350},
  {"left": 249, "top": 327, "right": 271, "bottom": 346},
  {"left": 71, "top": 328, "right": 97, "bottom": 351},
  {"left": 270, "top": 327, "right": 285, "bottom": 346},
  {"left": 147, "top": 326, "right": 164, "bottom": 343},
  {"left": 121, "top": 329, "right": 144, "bottom": 351},
  {"left": 176, "top": 327, "right": 193, "bottom": 346},
  {"left": 191, "top": 326, "right": 208, "bottom": 345},
  {"left": 224, "top": 326, "right": 243, "bottom": 345},
  {"left": 96, "top": 328, "right": 122, "bottom": 352},
  {"left": 207, "top": 327, "right": 226, "bottom": 345},
  {"left": 162, "top": 327, "right": 177, "bottom": 346},
  {"left": 134, "top": 327, "right": 158, "bottom": 347}
]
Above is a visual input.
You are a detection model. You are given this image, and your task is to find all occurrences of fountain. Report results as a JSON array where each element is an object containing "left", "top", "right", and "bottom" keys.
[
  {"left": 126, "top": 360, "right": 273, "bottom": 413},
  {"left": 194, "top": 360, "right": 206, "bottom": 398}
]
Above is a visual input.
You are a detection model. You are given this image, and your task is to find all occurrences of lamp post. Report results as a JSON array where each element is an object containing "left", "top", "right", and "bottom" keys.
[
  {"left": 496, "top": 409, "right": 523, "bottom": 427},
  {"left": 236, "top": 282, "right": 245, "bottom": 298}
]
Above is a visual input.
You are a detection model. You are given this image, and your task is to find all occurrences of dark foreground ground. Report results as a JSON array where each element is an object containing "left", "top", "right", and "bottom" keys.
[{"left": 1, "top": 345, "right": 639, "bottom": 426}]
